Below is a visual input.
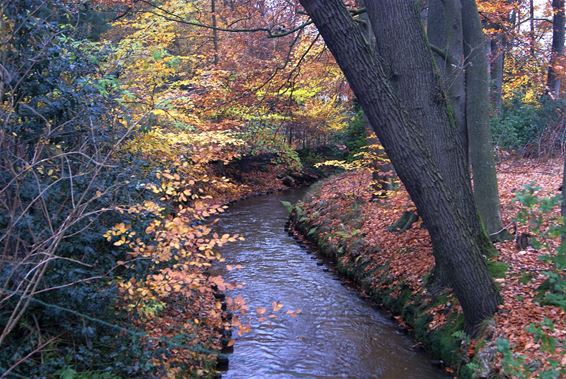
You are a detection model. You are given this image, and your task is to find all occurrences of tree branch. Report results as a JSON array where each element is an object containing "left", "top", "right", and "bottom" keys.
[{"left": 140, "top": 0, "right": 312, "bottom": 38}]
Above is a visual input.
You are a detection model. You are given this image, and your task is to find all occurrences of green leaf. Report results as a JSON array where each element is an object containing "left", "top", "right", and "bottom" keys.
[{"left": 280, "top": 201, "right": 293, "bottom": 213}]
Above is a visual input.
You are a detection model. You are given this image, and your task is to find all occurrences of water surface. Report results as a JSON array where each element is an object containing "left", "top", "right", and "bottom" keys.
[{"left": 217, "top": 189, "right": 446, "bottom": 379}]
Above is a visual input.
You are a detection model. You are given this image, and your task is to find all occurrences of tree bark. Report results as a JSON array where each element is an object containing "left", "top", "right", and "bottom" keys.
[
  {"left": 562, "top": 156, "right": 566, "bottom": 243},
  {"left": 379, "top": 0, "right": 486, "bottom": 291},
  {"left": 461, "top": 0, "right": 507, "bottom": 240},
  {"left": 426, "top": 0, "right": 469, "bottom": 290},
  {"left": 547, "top": 0, "right": 565, "bottom": 99},
  {"left": 299, "top": 0, "right": 499, "bottom": 333},
  {"left": 428, "top": 0, "right": 468, "bottom": 164},
  {"left": 211, "top": 0, "right": 219, "bottom": 64},
  {"left": 530, "top": 0, "right": 536, "bottom": 57},
  {"left": 366, "top": 0, "right": 484, "bottom": 241},
  {"left": 490, "top": 34, "right": 505, "bottom": 116},
  {"left": 356, "top": 0, "right": 376, "bottom": 54}
]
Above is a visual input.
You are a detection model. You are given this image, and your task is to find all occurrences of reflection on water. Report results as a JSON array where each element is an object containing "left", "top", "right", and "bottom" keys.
[{"left": 216, "top": 189, "right": 447, "bottom": 379}]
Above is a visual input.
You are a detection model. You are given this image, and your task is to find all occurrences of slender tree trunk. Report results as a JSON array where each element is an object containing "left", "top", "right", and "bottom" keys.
[
  {"left": 461, "top": 0, "right": 507, "bottom": 240},
  {"left": 402, "top": 0, "right": 483, "bottom": 288},
  {"left": 490, "top": 34, "right": 505, "bottom": 116},
  {"left": 428, "top": 0, "right": 468, "bottom": 164},
  {"left": 357, "top": 0, "right": 376, "bottom": 53},
  {"left": 211, "top": 0, "right": 219, "bottom": 64},
  {"left": 530, "top": 0, "right": 536, "bottom": 56},
  {"left": 427, "top": 0, "right": 469, "bottom": 290},
  {"left": 299, "top": 0, "right": 499, "bottom": 333},
  {"left": 562, "top": 156, "right": 566, "bottom": 243},
  {"left": 547, "top": 0, "right": 565, "bottom": 98}
]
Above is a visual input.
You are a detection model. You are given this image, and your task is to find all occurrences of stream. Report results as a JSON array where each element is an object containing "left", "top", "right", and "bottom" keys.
[{"left": 216, "top": 188, "right": 447, "bottom": 379}]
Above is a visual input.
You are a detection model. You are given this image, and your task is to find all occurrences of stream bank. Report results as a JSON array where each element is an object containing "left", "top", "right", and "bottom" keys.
[{"left": 287, "top": 173, "right": 487, "bottom": 378}]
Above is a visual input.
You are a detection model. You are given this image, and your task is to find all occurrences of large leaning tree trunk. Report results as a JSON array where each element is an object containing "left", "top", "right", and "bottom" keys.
[
  {"left": 547, "top": 0, "right": 565, "bottom": 99},
  {"left": 461, "top": 0, "right": 507, "bottom": 240},
  {"left": 299, "top": 0, "right": 499, "bottom": 333}
]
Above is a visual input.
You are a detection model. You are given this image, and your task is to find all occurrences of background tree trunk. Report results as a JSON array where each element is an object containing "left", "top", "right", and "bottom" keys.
[
  {"left": 415, "top": 0, "right": 475, "bottom": 290},
  {"left": 427, "top": 0, "right": 467, "bottom": 291},
  {"left": 357, "top": 0, "right": 376, "bottom": 54},
  {"left": 547, "top": 0, "right": 565, "bottom": 98},
  {"left": 530, "top": 0, "right": 536, "bottom": 56},
  {"left": 461, "top": 0, "right": 507, "bottom": 240},
  {"left": 211, "top": 0, "right": 219, "bottom": 64},
  {"left": 490, "top": 34, "right": 505, "bottom": 116},
  {"left": 299, "top": 0, "right": 499, "bottom": 333},
  {"left": 428, "top": 0, "right": 468, "bottom": 164},
  {"left": 562, "top": 157, "right": 566, "bottom": 243}
]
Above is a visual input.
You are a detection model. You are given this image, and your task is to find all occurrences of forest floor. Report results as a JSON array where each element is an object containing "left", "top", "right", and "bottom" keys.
[{"left": 295, "top": 158, "right": 565, "bottom": 377}]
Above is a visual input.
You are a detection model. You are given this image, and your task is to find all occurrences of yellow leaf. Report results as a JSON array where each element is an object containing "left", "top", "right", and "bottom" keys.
[{"left": 272, "top": 301, "right": 283, "bottom": 312}]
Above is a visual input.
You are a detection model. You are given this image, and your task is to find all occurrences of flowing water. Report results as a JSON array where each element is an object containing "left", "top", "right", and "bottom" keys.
[{"left": 216, "top": 189, "right": 447, "bottom": 379}]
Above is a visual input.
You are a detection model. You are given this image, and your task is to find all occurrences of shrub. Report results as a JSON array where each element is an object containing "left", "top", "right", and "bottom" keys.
[
  {"left": 0, "top": 2, "right": 152, "bottom": 376},
  {"left": 491, "top": 96, "right": 565, "bottom": 156}
]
